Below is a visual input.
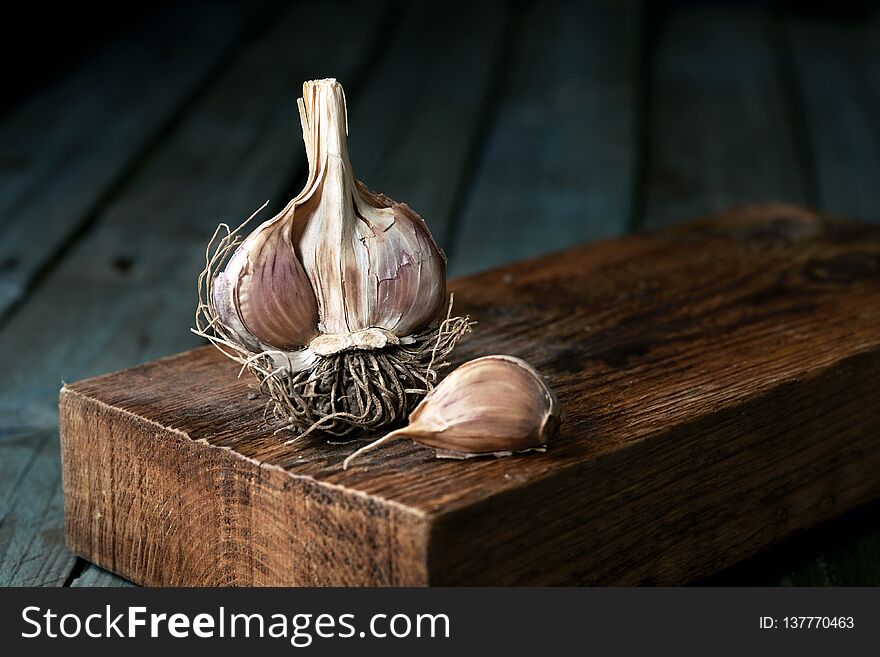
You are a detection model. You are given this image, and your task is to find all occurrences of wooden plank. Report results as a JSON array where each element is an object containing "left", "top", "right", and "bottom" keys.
[
  {"left": 642, "top": 6, "right": 807, "bottom": 230},
  {"left": 0, "top": 430, "right": 49, "bottom": 524},
  {"left": 0, "top": 0, "right": 389, "bottom": 588},
  {"left": 723, "top": 11, "right": 880, "bottom": 586},
  {"left": 0, "top": 0, "right": 513, "bottom": 587},
  {"left": 348, "top": 0, "right": 509, "bottom": 247},
  {"left": 60, "top": 205, "right": 880, "bottom": 585},
  {"left": 448, "top": 0, "right": 642, "bottom": 276},
  {"left": 783, "top": 14, "right": 880, "bottom": 223},
  {"left": 63, "top": 0, "right": 508, "bottom": 586},
  {"left": 639, "top": 4, "right": 853, "bottom": 585},
  {"left": 0, "top": 429, "right": 74, "bottom": 586},
  {"left": 644, "top": 4, "right": 880, "bottom": 586},
  {"left": 700, "top": 499, "right": 880, "bottom": 586},
  {"left": 0, "top": 1, "right": 268, "bottom": 318}
]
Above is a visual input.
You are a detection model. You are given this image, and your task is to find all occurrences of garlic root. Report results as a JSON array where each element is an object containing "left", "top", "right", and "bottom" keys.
[{"left": 194, "top": 79, "right": 471, "bottom": 437}]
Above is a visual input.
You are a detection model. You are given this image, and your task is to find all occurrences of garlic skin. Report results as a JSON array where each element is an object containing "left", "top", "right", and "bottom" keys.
[
  {"left": 343, "top": 355, "right": 561, "bottom": 468},
  {"left": 212, "top": 216, "right": 319, "bottom": 351},
  {"left": 211, "top": 79, "right": 447, "bottom": 370},
  {"left": 196, "top": 78, "right": 472, "bottom": 439}
]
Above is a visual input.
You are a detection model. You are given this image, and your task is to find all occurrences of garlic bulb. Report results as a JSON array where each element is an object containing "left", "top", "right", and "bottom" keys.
[
  {"left": 195, "top": 79, "right": 471, "bottom": 437},
  {"left": 211, "top": 79, "right": 446, "bottom": 371},
  {"left": 343, "top": 355, "right": 561, "bottom": 468}
]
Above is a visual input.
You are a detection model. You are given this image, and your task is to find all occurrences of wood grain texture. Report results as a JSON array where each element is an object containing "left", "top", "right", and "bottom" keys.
[
  {"left": 0, "top": 1, "right": 267, "bottom": 317},
  {"left": 0, "top": 0, "right": 389, "bottom": 588},
  {"left": 0, "top": 429, "right": 75, "bottom": 586},
  {"left": 61, "top": 392, "right": 428, "bottom": 586},
  {"left": 783, "top": 12, "right": 880, "bottom": 223},
  {"left": 643, "top": 6, "right": 807, "bottom": 229},
  {"left": 448, "top": 0, "right": 641, "bottom": 276},
  {"left": 61, "top": 205, "right": 880, "bottom": 585},
  {"left": 643, "top": 4, "right": 880, "bottom": 586},
  {"left": 348, "top": 0, "right": 509, "bottom": 247},
  {"left": 711, "top": 8, "right": 880, "bottom": 586},
  {"left": 0, "top": 0, "right": 512, "bottom": 587}
]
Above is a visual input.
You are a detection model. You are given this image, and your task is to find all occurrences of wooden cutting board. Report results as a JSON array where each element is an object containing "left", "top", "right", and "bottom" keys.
[{"left": 59, "top": 203, "right": 880, "bottom": 585}]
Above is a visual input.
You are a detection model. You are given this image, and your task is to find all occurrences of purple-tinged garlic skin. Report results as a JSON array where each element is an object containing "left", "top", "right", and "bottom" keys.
[
  {"left": 293, "top": 81, "right": 446, "bottom": 337},
  {"left": 343, "top": 355, "right": 561, "bottom": 468},
  {"left": 403, "top": 355, "right": 561, "bottom": 453},
  {"left": 211, "top": 79, "right": 446, "bottom": 366},
  {"left": 213, "top": 220, "right": 320, "bottom": 351},
  {"left": 197, "top": 78, "right": 472, "bottom": 439}
]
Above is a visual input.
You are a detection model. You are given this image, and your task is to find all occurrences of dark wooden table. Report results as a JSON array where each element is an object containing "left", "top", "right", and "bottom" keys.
[{"left": 2, "top": 0, "right": 879, "bottom": 587}]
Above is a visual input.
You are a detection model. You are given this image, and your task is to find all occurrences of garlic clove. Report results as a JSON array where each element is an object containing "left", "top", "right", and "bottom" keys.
[
  {"left": 343, "top": 355, "right": 561, "bottom": 468},
  {"left": 197, "top": 78, "right": 473, "bottom": 437},
  {"left": 211, "top": 78, "right": 447, "bottom": 357},
  {"left": 211, "top": 263, "right": 263, "bottom": 355},
  {"left": 359, "top": 200, "right": 447, "bottom": 336},
  {"left": 215, "top": 219, "right": 320, "bottom": 351}
]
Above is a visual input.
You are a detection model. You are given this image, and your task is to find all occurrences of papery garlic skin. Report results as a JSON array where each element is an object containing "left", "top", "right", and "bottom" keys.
[
  {"left": 212, "top": 219, "right": 319, "bottom": 352},
  {"left": 196, "top": 78, "right": 472, "bottom": 439},
  {"left": 343, "top": 355, "right": 561, "bottom": 468},
  {"left": 294, "top": 81, "right": 447, "bottom": 337},
  {"left": 403, "top": 355, "right": 561, "bottom": 454},
  {"left": 211, "top": 78, "right": 447, "bottom": 370}
]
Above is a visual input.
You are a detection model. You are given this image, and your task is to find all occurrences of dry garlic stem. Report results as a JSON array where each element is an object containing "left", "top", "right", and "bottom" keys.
[
  {"left": 343, "top": 355, "right": 561, "bottom": 469},
  {"left": 211, "top": 78, "right": 447, "bottom": 371},
  {"left": 195, "top": 79, "right": 471, "bottom": 437}
]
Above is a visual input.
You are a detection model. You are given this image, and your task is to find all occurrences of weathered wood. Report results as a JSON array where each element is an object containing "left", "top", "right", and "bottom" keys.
[
  {"left": 448, "top": 0, "right": 641, "bottom": 276},
  {"left": 0, "top": 429, "right": 74, "bottom": 586},
  {"left": 712, "top": 9, "right": 880, "bottom": 586},
  {"left": 348, "top": 0, "right": 509, "bottom": 247},
  {"left": 0, "top": 0, "right": 519, "bottom": 587},
  {"left": 645, "top": 4, "right": 800, "bottom": 584},
  {"left": 61, "top": 205, "right": 880, "bottom": 585},
  {"left": 0, "top": 1, "right": 268, "bottom": 317},
  {"left": 3, "top": 0, "right": 876, "bottom": 590},
  {"left": 642, "top": 6, "right": 807, "bottom": 230},
  {"left": 0, "top": 0, "right": 390, "bottom": 427},
  {"left": 783, "top": 13, "right": 880, "bottom": 223},
  {"left": 701, "top": 498, "right": 880, "bottom": 586},
  {"left": 0, "top": 430, "right": 47, "bottom": 519},
  {"left": 642, "top": 5, "right": 880, "bottom": 586},
  {"left": 0, "top": 0, "right": 390, "bottom": 588}
]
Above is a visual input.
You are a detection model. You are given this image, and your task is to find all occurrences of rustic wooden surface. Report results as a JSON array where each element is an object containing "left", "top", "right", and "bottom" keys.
[
  {"left": 60, "top": 204, "right": 880, "bottom": 585},
  {"left": 3, "top": 0, "right": 880, "bottom": 585}
]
